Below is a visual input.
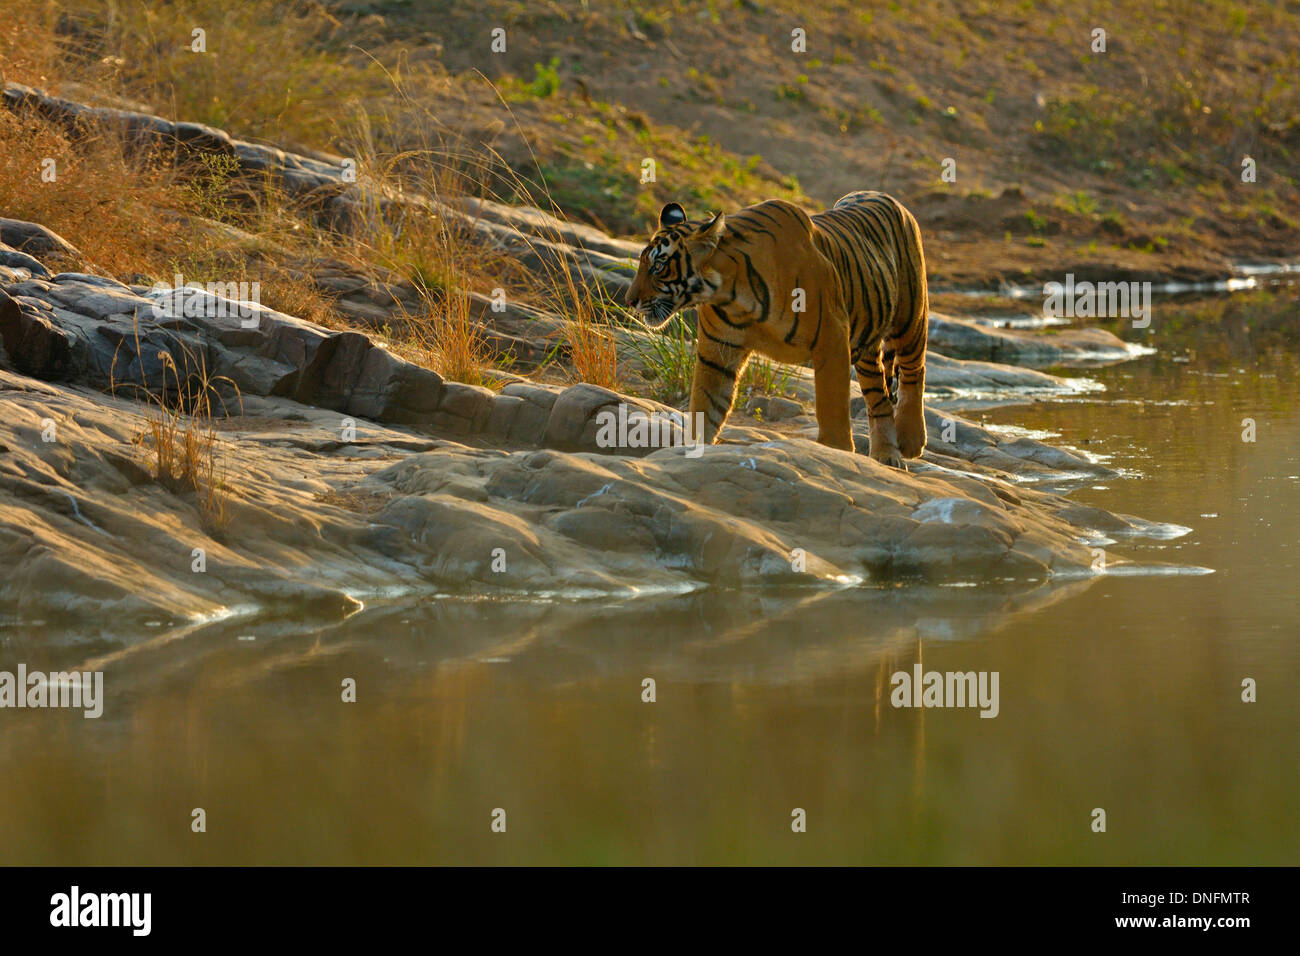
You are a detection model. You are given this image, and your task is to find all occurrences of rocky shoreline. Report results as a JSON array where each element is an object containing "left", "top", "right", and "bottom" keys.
[
  {"left": 2, "top": 254, "right": 1183, "bottom": 629},
  {"left": 0, "top": 84, "right": 1199, "bottom": 629}
]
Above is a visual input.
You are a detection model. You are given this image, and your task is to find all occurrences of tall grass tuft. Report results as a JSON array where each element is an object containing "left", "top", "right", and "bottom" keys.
[
  {"left": 563, "top": 312, "right": 622, "bottom": 390},
  {"left": 741, "top": 358, "right": 795, "bottom": 399},
  {"left": 110, "top": 333, "right": 240, "bottom": 534},
  {"left": 385, "top": 285, "right": 496, "bottom": 389}
]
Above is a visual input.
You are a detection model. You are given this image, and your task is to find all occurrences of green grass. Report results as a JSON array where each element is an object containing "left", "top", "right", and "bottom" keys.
[
  {"left": 627, "top": 315, "right": 695, "bottom": 405},
  {"left": 741, "top": 358, "right": 795, "bottom": 399},
  {"left": 1061, "top": 190, "right": 1098, "bottom": 216},
  {"left": 502, "top": 58, "right": 563, "bottom": 101}
]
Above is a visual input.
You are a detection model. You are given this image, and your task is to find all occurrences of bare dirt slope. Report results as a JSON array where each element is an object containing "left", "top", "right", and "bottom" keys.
[{"left": 352, "top": 0, "right": 1300, "bottom": 285}]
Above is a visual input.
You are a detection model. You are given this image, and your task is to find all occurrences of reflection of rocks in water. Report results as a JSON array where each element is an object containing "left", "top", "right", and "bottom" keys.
[
  {"left": 398, "top": 581, "right": 1096, "bottom": 686},
  {"left": 36, "top": 580, "right": 1093, "bottom": 709}
]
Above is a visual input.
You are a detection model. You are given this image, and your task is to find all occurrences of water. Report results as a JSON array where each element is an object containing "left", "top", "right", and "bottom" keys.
[
  {"left": 1, "top": 293, "right": 1297, "bottom": 865},
  {"left": 938, "top": 259, "right": 1300, "bottom": 300}
]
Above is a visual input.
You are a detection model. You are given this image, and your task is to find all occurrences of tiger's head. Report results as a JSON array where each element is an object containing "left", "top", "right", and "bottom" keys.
[{"left": 625, "top": 202, "right": 726, "bottom": 329}]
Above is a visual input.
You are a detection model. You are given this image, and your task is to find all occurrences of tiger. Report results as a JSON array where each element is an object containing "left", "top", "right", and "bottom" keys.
[{"left": 624, "top": 190, "right": 928, "bottom": 468}]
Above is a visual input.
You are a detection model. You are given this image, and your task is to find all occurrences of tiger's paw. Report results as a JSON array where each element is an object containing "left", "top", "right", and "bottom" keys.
[
  {"left": 869, "top": 444, "right": 905, "bottom": 469},
  {"left": 896, "top": 425, "right": 926, "bottom": 459},
  {"left": 894, "top": 399, "right": 926, "bottom": 459},
  {"left": 866, "top": 415, "right": 904, "bottom": 467},
  {"left": 817, "top": 431, "right": 857, "bottom": 453}
]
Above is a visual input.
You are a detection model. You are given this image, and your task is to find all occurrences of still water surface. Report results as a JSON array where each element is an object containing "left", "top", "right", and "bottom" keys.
[{"left": 1, "top": 293, "right": 1296, "bottom": 864}]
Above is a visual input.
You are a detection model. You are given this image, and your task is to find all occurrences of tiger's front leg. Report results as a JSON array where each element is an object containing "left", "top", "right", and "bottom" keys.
[
  {"left": 810, "top": 324, "right": 856, "bottom": 452},
  {"left": 688, "top": 325, "right": 749, "bottom": 446}
]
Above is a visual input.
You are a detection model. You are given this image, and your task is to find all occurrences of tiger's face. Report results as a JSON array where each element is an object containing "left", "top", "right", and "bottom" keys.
[{"left": 625, "top": 202, "right": 726, "bottom": 329}]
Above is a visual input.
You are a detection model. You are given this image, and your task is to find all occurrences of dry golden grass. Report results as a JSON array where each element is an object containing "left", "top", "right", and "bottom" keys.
[
  {"left": 563, "top": 314, "right": 622, "bottom": 391},
  {"left": 0, "top": 109, "right": 193, "bottom": 276},
  {"left": 1, "top": 0, "right": 640, "bottom": 399},
  {"left": 111, "top": 338, "right": 241, "bottom": 534},
  {"left": 328, "top": 93, "right": 630, "bottom": 391},
  {"left": 383, "top": 287, "right": 497, "bottom": 390},
  {"left": 0, "top": 0, "right": 61, "bottom": 88},
  {"left": 0, "top": 96, "right": 345, "bottom": 334},
  {"left": 426, "top": 293, "right": 496, "bottom": 389},
  {"left": 52, "top": 0, "right": 391, "bottom": 147}
]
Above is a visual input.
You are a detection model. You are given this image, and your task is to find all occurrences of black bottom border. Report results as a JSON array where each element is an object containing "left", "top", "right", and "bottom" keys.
[{"left": 0, "top": 865, "right": 1285, "bottom": 941}]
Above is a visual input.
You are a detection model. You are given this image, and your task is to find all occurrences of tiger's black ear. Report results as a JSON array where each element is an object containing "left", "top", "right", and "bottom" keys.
[{"left": 659, "top": 202, "right": 687, "bottom": 227}]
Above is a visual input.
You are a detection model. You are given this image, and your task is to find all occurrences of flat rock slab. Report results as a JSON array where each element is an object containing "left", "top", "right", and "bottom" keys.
[{"left": 0, "top": 367, "right": 1182, "bottom": 627}]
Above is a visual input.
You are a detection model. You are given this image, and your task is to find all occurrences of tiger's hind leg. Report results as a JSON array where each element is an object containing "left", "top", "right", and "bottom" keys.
[
  {"left": 855, "top": 349, "right": 903, "bottom": 468},
  {"left": 891, "top": 225, "right": 929, "bottom": 459},
  {"left": 892, "top": 348, "right": 926, "bottom": 459},
  {"left": 890, "top": 304, "right": 927, "bottom": 460},
  {"left": 893, "top": 366, "right": 925, "bottom": 459}
]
